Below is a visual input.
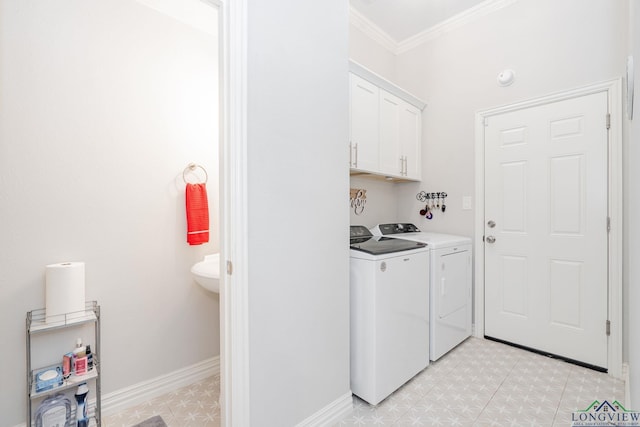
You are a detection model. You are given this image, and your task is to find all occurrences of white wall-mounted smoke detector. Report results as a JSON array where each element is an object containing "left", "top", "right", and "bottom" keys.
[{"left": 497, "top": 69, "right": 515, "bottom": 87}]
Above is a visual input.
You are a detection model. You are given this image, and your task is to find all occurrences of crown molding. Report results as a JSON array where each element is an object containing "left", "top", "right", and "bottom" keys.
[
  {"left": 349, "top": 0, "right": 520, "bottom": 55},
  {"left": 397, "top": 0, "right": 519, "bottom": 54},
  {"left": 349, "top": 60, "right": 427, "bottom": 110},
  {"left": 349, "top": 5, "right": 398, "bottom": 53}
]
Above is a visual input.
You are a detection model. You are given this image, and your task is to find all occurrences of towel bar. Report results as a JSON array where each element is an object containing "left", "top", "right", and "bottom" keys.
[{"left": 183, "top": 163, "right": 208, "bottom": 184}]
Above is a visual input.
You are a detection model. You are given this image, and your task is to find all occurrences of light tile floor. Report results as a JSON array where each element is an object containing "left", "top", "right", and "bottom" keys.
[
  {"left": 103, "top": 338, "right": 624, "bottom": 427},
  {"left": 335, "top": 338, "right": 625, "bottom": 427},
  {"left": 103, "top": 375, "right": 221, "bottom": 427}
]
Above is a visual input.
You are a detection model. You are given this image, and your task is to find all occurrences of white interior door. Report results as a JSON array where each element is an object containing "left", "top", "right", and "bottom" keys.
[{"left": 484, "top": 91, "right": 609, "bottom": 369}]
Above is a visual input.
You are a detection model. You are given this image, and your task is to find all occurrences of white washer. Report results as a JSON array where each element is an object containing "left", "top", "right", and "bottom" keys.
[
  {"left": 349, "top": 226, "right": 430, "bottom": 405},
  {"left": 371, "top": 223, "right": 472, "bottom": 361}
]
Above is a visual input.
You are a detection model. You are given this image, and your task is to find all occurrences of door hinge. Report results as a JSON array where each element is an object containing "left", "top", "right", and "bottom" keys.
[
  {"left": 606, "top": 320, "right": 611, "bottom": 336},
  {"left": 227, "top": 260, "right": 233, "bottom": 275},
  {"left": 606, "top": 113, "right": 611, "bottom": 130},
  {"left": 607, "top": 216, "right": 611, "bottom": 233}
]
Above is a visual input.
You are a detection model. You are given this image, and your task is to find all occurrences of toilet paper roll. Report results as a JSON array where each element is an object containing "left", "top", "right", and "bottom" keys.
[{"left": 45, "top": 262, "right": 86, "bottom": 323}]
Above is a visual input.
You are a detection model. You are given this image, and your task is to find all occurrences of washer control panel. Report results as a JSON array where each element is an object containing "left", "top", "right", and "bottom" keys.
[{"left": 377, "top": 223, "right": 421, "bottom": 235}]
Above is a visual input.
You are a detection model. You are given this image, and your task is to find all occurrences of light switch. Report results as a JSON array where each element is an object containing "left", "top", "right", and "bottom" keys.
[{"left": 463, "top": 196, "right": 472, "bottom": 210}]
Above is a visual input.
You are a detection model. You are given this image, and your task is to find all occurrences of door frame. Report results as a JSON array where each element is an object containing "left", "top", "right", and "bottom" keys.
[
  {"left": 473, "top": 79, "right": 623, "bottom": 378},
  {"left": 220, "top": 0, "right": 251, "bottom": 425}
]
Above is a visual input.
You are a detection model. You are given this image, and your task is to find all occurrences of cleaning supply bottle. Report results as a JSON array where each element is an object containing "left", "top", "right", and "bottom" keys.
[
  {"left": 85, "top": 344, "right": 93, "bottom": 371},
  {"left": 73, "top": 338, "right": 85, "bottom": 358},
  {"left": 34, "top": 393, "right": 72, "bottom": 427},
  {"left": 72, "top": 338, "right": 87, "bottom": 375},
  {"left": 74, "top": 383, "right": 89, "bottom": 427}
]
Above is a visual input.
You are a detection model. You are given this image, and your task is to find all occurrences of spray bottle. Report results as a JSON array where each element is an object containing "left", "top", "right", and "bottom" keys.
[{"left": 75, "top": 383, "right": 89, "bottom": 427}]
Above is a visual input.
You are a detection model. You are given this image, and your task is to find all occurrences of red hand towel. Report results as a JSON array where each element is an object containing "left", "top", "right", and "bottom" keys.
[{"left": 186, "top": 183, "right": 209, "bottom": 245}]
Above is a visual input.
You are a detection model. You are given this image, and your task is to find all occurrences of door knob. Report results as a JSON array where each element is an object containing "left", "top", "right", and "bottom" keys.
[
  {"left": 486, "top": 236, "right": 496, "bottom": 244},
  {"left": 487, "top": 220, "right": 496, "bottom": 228}
]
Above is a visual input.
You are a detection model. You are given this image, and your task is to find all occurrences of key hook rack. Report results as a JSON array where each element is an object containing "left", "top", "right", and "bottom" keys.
[{"left": 416, "top": 191, "right": 447, "bottom": 219}]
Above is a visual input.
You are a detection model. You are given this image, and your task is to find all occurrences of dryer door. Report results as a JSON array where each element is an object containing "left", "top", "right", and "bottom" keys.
[
  {"left": 435, "top": 248, "right": 470, "bottom": 318},
  {"left": 431, "top": 245, "right": 472, "bottom": 360}
]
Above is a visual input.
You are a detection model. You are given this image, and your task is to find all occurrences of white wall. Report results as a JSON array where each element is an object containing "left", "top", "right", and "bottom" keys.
[
  {"left": 349, "top": 176, "right": 402, "bottom": 228},
  {"left": 349, "top": 24, "right": 397, "bottom": 83},
  {"left": 0, "top": 1, "right": 220, "bottom": 425},
  {"left": 350, "top": 0, "right": 628, "bottom": 238},
  {"left": 246, "top": 0, "right": 351, "bottom": 424},
  {"left": 627, "top": 0, "right": 640, "bottom": 408},
  {"left": 394, "top": 0, "right": 628, "bottom": 237}
]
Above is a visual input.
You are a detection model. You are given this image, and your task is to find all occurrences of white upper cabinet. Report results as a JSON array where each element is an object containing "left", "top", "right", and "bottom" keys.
[
  {"left": 349, "top": 61, "right": 425, "bottom": 181},
  {"left": 379, "top": 90, "right": 402, "bottom": 176},
  {"left": 379, "top": 90, "right": 422, "bottom": 180},
  {"left": 349, "top": 73, "right": 380, "bottom": 174},
  {"left": 399, "top": 102, "right": 422, "bottom": 180}
]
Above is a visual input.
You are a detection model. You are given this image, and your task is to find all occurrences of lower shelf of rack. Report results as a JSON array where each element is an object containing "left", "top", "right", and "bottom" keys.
[
  {"left": 30, "top": 368, "right": 98, "bottom": 399},
  {"left": 30, "top": 401, "right": 99, "bottom": 427}
]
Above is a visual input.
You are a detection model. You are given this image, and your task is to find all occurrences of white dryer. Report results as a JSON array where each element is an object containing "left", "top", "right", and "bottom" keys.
[{"left": 371, "top": 223, "right": 472, "bottom": 361}]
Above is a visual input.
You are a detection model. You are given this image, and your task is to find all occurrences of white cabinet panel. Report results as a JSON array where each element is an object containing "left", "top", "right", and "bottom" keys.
[
  {"left": 379, "top": 90, "right": 422, "bottom": 180},
  {"left": 379, "top": 90, "right": 402, "bottom": 176},
  {"left": 349, "top": 74, "right": 379, "bottom": 173},
  {"left": 399, "top": 102, "right": 422, "bottom": 180}
]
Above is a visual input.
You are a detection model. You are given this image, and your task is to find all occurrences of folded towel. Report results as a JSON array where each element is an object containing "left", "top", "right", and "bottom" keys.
[{"left": 186, "top": 183, "right": 209, "bottom": 245}]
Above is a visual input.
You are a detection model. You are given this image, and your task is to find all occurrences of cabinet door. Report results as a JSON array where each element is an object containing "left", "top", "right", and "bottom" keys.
[
  {"left": 349, "top": 73, "right": 379, "bottom": 173},
  {"left": 379, "top": 90, "right": 402, "bottom": 177},
  {"left": 399, "top": 102, "right": 422, "bottom": 180}
]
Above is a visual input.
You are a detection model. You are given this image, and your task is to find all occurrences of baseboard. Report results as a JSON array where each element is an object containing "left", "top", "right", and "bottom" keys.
[
  {"left": 295, "top": 391, "right": 353, "bottom": 427},
  {"left": 102, "top": 355, "right": 220, "bottom": 415},
  {"left": 623, "top": 362, "right": 631, "bottom": 406},
  {"left": 19, "top": 358, "right": 352, "bottom": 427}
]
